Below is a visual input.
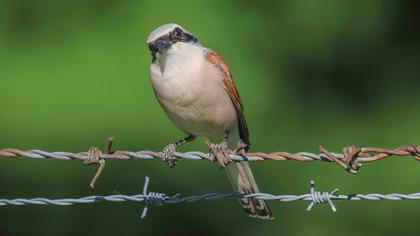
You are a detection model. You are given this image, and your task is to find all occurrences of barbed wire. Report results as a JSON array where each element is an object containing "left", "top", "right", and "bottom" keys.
[
  {"left": 1, "top": 177, "right": 420, "bottom": 219},
  {"left": 1, "top": 143, "right": 419, "bottom": 168},
  {"left": 1, "top": 141, "right": 419, "bottom": 188}
]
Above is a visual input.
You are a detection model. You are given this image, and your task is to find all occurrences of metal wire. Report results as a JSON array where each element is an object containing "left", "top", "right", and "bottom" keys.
[
  {"left": 1, "top": 144, "right": 419, "bottom": 217},
  {"left": 1, "top": 177, "right": 420, "bottom": 218},
  {"left": 1, "top": 144, "right": 420, "bottom": 174}
]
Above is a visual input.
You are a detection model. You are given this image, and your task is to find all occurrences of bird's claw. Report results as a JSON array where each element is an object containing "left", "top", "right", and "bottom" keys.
[
  {"left": 162, "top": 143, "right": 177, "bottom": 168},
  {"left": 206, "top": 140, "right": 231, "bottom": 168},
  {"left": 232, "top": 143, "right": 249, "bottom": 154}
]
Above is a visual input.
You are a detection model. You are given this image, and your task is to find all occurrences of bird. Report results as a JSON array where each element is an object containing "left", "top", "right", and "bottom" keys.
[{"left": 146, "top": 23, "right": 273, "bottom": 219}]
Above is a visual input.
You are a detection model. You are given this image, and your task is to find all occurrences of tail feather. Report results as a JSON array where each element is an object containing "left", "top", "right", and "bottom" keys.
[{"left": 225, "top": 162, "right": 273, "bottom": 220}]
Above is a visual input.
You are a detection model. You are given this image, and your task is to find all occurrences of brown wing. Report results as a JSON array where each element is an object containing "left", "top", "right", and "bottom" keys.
[
  {"left": 206, "top": 51, "right": 250, "bottom": 148},
  {"left": 207, "top": 51, "right": 272, "bottom": 219}
]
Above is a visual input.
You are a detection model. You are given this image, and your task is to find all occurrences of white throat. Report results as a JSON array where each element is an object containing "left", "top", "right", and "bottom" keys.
[{"left": 156, "top": 42, "right": 204, "bottom": 76}]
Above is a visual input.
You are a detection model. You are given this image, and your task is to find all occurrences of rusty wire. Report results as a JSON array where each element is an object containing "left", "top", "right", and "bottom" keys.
[
  {"left": 1, "top": 141, "right": 419, "bottom": 188},
  {"left": 1, "top": 144, "right": 419, "bottom": 169}
]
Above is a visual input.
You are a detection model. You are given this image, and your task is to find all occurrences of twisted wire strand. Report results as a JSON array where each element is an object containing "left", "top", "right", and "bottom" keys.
[
  {"left": 3, "top": 192, "right": 420, "bottom": 207},
  {"left": 1, "top": 144, "right": 419, "bottom": 175},
  {"left": 1, "top": 144, "right": 419, "bottom": 163},
  {"left": 1, "top": 177, "right": 420, "bottom": 218}
]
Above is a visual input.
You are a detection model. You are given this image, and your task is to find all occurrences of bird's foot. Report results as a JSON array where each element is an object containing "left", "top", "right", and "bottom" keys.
[
  {"left": 162, "top": 143, "right": 177, "bottom": 168},
  {"left": 232, "top": 143, "right": 249, "bottom": 154},
  {"left": 206, "top": 140, "right": 231, "bottom": 168}
]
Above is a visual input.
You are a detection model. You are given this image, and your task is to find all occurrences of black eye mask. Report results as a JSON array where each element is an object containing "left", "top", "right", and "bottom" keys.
[
  {"left": 147, "top": 27, "right": 198, "bottom": 62},
  {"left": 148, "top": 42, "right": 158, "bottom": 62},
  {"left": 169, "top": 27, "right": 197, "bottom": 44}
]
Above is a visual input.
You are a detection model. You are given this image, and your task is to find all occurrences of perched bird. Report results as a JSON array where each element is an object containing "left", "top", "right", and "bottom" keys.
[{"left": 146, "top": 23, "right": 273, "bottom": 219}]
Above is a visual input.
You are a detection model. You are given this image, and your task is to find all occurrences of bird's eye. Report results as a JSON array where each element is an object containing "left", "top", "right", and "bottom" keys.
[{"left": 174, "top": 27, "right": 183, "bottom": 37}]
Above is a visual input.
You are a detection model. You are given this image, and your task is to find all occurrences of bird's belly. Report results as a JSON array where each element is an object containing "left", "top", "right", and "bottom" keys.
[
  {"left": 153, "top": 68, "right": 238, "bottom": 139},
  {"left": 159, "top": 85, "right": 238, "bottom": 139}
]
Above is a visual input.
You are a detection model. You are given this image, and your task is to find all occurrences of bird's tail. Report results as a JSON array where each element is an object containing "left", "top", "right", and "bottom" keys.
[{"left": 225, "top": 162, "right": 273, "bottom": 219}]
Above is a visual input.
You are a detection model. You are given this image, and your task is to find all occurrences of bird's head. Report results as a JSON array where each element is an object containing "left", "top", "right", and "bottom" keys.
[{"left": 146, "top": 23, "right": 198, "bottom": 62}]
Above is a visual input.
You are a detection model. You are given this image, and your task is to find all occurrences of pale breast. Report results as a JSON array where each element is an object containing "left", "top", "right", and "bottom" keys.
[{"left": 149, "top": 44, "right": 238, "bottom": 139}]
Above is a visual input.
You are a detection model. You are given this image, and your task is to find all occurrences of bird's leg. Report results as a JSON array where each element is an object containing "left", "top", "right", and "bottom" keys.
[
  {"left": 206, "top": 132, "right": 231, "bottom": 168},
  {"left": 232, "top": 143, "right": 249, "bottom": 154},
  {"left": 162, "top": 134, "right": 196, "bottom": 168}
]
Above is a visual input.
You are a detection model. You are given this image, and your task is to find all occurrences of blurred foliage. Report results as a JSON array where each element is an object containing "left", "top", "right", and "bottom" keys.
[{"left": 0, "top": 0, "right": 419, "bottom": 235}]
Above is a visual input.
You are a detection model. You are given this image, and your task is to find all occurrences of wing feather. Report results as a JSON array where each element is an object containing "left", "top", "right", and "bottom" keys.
[
  {"left": 206, "top": 51, "right": 273, "bottom": 219},
  {"left": 206, "top": 51, "right": 250, "bottom": 148}
]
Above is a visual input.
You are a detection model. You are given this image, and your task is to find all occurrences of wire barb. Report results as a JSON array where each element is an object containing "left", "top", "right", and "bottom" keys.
[
  {"left": 140, "top": 176, "right": 166, "bottom": 219},
  {"left": 306, "top": 180, "right": 339, "bottom": 212},
  {"left": 83, "top": 137, "right": 115, "bottom": 188}
]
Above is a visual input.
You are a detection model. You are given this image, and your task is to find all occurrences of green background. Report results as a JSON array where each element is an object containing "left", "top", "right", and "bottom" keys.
[{"left": 0, "top": 0, "right": 419, "bottom": 235}]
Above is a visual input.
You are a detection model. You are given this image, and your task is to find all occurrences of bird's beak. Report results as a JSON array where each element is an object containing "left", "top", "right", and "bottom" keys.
[{"left": 155, "top": 40, "right": 171, "bottom": 52}]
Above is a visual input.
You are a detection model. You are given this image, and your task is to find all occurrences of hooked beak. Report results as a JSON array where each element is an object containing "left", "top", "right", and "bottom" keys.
[
  {"left": 147, "top": 39, "right": 171, "bottom": 62},
  {"left": 155, "top": 40, "right": 171, "bottom": 52}
]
